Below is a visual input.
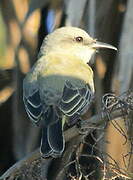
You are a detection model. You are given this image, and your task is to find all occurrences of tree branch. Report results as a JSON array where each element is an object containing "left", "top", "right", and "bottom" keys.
[{"left": 1, "top": 92, "right": 132, "bottom": 180}]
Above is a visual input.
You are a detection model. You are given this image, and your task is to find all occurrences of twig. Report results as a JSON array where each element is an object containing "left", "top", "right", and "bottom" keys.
[{"left": 0, "top": 92, "right": 132, "bottom": 180}]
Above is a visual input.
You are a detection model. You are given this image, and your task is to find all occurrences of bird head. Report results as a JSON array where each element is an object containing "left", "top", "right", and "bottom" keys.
[{"left": 42, "top": 27, "right": 117, "bottom": 64}]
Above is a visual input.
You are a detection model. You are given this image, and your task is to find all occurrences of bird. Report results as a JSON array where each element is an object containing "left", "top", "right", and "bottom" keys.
[{"left": 23, "top": 26, "right": 117, "bottom": 158}]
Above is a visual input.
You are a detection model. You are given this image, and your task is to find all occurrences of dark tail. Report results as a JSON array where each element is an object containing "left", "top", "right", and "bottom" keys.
[{"left": 40, "top": 109, "right": 64, "bottom": 158}]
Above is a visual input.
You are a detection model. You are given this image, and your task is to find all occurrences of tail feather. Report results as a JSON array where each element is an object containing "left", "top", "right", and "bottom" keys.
[
  {"left": 40, "top": 126, "right": 52, "bottom": 157},
  {"left": 40, "top": 107, "right": 64, "bottom": 158},
  {"left": 48, "top": 120, "right": 64, "bottom": 153}
]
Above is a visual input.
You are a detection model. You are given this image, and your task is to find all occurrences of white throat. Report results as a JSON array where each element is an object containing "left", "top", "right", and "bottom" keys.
[{"left": 74, "top": 48, "right": 95, "bottom": 64}]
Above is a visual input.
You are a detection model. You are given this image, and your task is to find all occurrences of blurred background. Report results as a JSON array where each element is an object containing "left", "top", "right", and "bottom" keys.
[{"left": 0, "top": 0, "right": 133, "bottom": 178}]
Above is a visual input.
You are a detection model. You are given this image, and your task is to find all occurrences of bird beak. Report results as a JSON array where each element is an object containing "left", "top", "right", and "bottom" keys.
[{"left": 92, "top": 41, "right": 117, "bottom": 51}]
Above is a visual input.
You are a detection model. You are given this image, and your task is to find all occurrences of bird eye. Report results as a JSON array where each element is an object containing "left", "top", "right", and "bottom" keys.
[{"left": 75, "top": 36, "right": 83, "bottom": 42}]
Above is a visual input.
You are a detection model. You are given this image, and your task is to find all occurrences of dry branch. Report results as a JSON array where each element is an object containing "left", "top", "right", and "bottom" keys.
[{"left": 1, "top": 91, "right": 132, "bottom": 180}]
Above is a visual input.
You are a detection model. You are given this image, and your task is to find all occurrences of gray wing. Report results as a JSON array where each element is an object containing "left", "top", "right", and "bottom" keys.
[
  {"left": 60, "top": 81, "right": 94, "bottom": 117},
  {"left": 23, "top": 60, "right": 47, "bottom": 125},
  {"left": 23, "top": 89, "right": 43, "bottom": 124}
]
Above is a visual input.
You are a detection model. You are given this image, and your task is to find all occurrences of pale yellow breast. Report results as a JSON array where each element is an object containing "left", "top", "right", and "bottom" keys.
[{"left": 40, "top": 53, "right": 94, "bottom": 92}]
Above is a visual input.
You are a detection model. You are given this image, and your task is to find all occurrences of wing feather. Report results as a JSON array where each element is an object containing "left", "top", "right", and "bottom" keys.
[
  {"left": 60, "top": 81, "right": 94, "bottom": 117},
  {"left": 23, "top": 90, "right": 43, "bottom": 124}
]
